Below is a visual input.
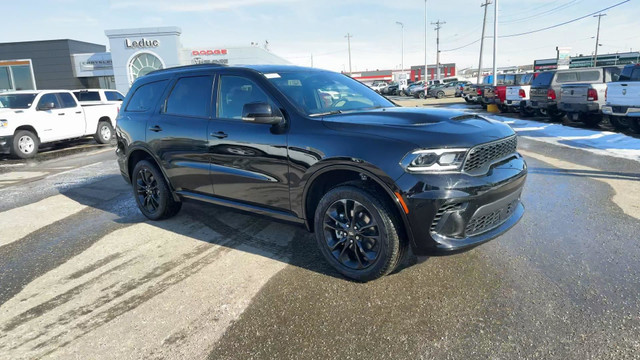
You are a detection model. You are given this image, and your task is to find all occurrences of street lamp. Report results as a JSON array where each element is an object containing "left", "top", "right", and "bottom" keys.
[{"left": 395, "top": 21, "right": 404, "bottom": 72}]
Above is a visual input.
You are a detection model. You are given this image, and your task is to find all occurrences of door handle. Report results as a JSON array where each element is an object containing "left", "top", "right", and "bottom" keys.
[
  {"left": 211, "top": 131, "right": 228, "bottom": 139},
  {"left": 58, "top": 113, "right": 65, "bottom": 116},
  {"left": 75, "top": 111, "right": 82, "bottom": 114},
  {"left": 149, "top": 125, "right": 163, "bottom": 132}
]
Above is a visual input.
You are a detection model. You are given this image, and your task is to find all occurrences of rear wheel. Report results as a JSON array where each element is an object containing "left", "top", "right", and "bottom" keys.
[
  {"left": 418, "top": 92, "right": 425, "bottom": 99},
  {"left": 132, "top": 160, "right": 182, "bottom": 220},
  {"left": 609, "top": 116, "right": 631, "bottom": 131},
  {"left": 629, "top": 118, "right": 640, "bottom": 133},
  {"left": 11, "top": 130, "right": 39, "bottom": 159},
  {"left": 94, "top": 121, "right": 114, "bottom": 144},
  {"left": 436, "top": 91, "right": 445, "bottom": 99},
  {"left": 578, "top": 113, "right": 603, "bottom": 128},
  {"left": 548, "top": 108, "right": 566, "bottom": 122},
  {"left": 314, "top": 185, "right": 406, "bottom": 282}
]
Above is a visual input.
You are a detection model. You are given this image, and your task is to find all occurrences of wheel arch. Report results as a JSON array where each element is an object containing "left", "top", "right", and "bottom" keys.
[
  {"left": 126, "top": 146, "right": 180, "bottom": 201},
  {"left": 14, "top": 125, "right": 40, "bottom": 140},
  {"left": 302, "top": 164, "right": 414, "bottom": 244}
]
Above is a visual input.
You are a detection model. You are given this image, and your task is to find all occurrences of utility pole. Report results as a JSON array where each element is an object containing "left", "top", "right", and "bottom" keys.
[
  {"left": 431, "top": 20, "right": 445, "bottom": 80},
  {"left": 478, "top": 0, "right": 491, "bottom": 84},
  {"left": 396, "top": 21, "right": 405, "bottom": 71},
  {"left": 310, "top": 53, "right": 313, "bottom": 67},
  {"left": 345, "top": 33, "right": 353, "bottom": 75},
  {"left": 593, "top": 13, "right": 606, "bottom": 67},
  {"left": 492, "top": 0, "right": 498, "bottom": 87},
  {"left": 424, "top": 0, "right": 428, "bottom": 82}
]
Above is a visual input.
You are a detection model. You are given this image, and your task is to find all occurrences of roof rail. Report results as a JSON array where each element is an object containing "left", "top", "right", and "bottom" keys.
[{"left": 147, "top": 63, "right": 227, "bottom": 76}]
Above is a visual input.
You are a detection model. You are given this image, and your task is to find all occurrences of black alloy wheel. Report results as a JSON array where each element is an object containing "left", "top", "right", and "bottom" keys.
[
  {"left": 323, "top": 199, "right": 381, "bottom": 270},
  {"left": 314, "top": 185, "right": 406, "bottom": 282},
  {"left": 132, "top": 160, "right": 182, "bottom": 220}
]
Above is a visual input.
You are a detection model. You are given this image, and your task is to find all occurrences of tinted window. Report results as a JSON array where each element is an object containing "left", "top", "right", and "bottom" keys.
[
  {"left": 11, "top": 65, "right": 34, "bottom": 90},
  {"left": 577, "top": 71, "right": 600, "bottom": 82},
  {"left": 105, "top": 91, "right": 124, "bottom": 101},
  {"left": 218, "top": 76, "right": 273, "bottom": 119},
  {"left": 126, "top": 80, "right": 167, "bottom": 112},
  {"left": 0, "top": 67, "right": 11, "bottom": 90},
  {"left": 619, "top": 66, "right": 640, "bottom": 81},
  {"left": 517, "top": 74, "right": 533, "bottom": 85},
  {"left": 0, "top": 94, "right": 36, "bottom": 109},
  {"left": 532, "top": 72, "right": 555, "bottom": 86},
  {"left": 165, "top": 76, "right": 213, "bottom": 118},
  {"left": 504, "top": 75, "right": 516, "bottom": 85},
  {"left": 57, "top": 92, "right": 77, "bottom": 108},
  {"left": 37, "top": 93, "right": 61, "bottom": 109},
  {"left": 605, "top": 67, "right": 622, "bottom": 82},
  {"left": 556, "top": 72, "right": 578, "bottom": 83},
  {"left": 74, "top": 91, "right": 101, "bottom": 101}
]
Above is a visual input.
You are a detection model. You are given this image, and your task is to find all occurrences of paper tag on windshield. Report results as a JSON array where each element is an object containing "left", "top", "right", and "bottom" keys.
[{"left": 264, "top": 73, "right": 280, "bottom": 79}]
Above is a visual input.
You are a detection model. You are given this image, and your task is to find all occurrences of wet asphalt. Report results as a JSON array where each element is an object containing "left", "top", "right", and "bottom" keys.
[{"left": 0, "top": 118, "right": 639, "bottom": 359}]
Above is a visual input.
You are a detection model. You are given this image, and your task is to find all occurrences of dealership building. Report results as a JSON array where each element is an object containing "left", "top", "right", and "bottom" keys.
[{"left": 0, "top": 26, "right": 290, "bottom": 95}]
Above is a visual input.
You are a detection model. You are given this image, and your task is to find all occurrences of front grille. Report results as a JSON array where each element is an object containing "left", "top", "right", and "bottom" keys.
[
  {"left": 430, "top": 202, "right": 464, "bottom": 233},
  {"left": 465, "top": 200, "right": 518, "bottom": 236},
  {"left": 463, "top": 136, "right": 518, "bottom": 175}
]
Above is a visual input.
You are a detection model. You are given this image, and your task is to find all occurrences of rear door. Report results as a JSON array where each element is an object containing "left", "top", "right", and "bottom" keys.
[
  {"left": 55, "top": 92, "right": 86, "bottom": 137},
  {"left": 146, "top": 73, "right": 215, "bottom": 195},
  {"left": 209, "top": 72, "right": 290, "bottom": 210}
]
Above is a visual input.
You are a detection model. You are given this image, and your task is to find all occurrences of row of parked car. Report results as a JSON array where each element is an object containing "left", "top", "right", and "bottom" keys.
[
  {"left": 370, "top": 78, "right": 469, "bottom": 99},
  {"left": 461, "top": 64, "right": 640, "bottom": 132},
  {"left": 0, "top": 89, "right": 125, "bottom": 158}
]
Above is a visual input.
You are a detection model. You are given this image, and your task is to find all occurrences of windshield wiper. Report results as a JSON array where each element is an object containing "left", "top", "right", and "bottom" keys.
[{"left": 309, "top": 110, "right": 343, "bottom": 117}]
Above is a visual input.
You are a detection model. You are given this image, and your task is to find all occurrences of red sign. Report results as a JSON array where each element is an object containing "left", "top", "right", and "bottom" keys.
[{"left": 191, "top": 49, "right": 227, "bottom": 56}]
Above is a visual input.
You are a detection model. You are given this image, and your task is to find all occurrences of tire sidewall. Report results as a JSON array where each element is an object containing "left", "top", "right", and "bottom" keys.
[
  {"left": 12, "top": 130, "right": 39, "bottom": 159},
  {"left": 96, "top": 121, "right": 114, "bottom": 144},
  {"left": 314, "top": 186, "right": 400, "bottom": 282},
  {"left": 132, "top": 160, "right": 171, "bottom": 220}
]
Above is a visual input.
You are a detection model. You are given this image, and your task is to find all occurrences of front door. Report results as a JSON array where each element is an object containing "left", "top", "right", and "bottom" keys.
[
  {"left": 146, "top": 74, "right": 215, "bottom": 195},
  {"left": 209, "top": 73, "right": 290, "bottom": 211}
]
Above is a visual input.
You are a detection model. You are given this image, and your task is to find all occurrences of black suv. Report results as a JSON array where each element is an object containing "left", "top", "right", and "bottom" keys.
[{"left": 115, "top": 64, "right": 527, "bottom": 281}]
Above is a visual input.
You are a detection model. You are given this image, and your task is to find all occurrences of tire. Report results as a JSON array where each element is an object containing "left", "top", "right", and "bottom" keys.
[
  {"left": 548, "top": 109, "right": 566, "bottom": 122},
  {"left": 519, "top": 104, "right": 533, "bottom": 118},
  {"left": 436, "top": 91, "right": 445, "bottom": 99},
  {"left": 418, "top": 92, "right": 425, "bottom": 99},
  {"left": 132, "top": 160, "right": 182, "bottom": 220},
  {"left": 94, "top": 121, "right": 114, "bottom": 144},
  {"left": 11, "top": 130, "right": 39, "bottom": 159},
  {"left": 608, "top": 116, "right": 630, "bottom": 132},
  {"left": 464, "top": 98, "right": 471, "bottom": 103},
  {"left": 578, "top": 113, "right": 602, "bottom": 128},
  {"left": 629, "top": 118, "right": 640, "bottom": 133},
  {"left": 314, "top": 185, "right": 406, "bottom": 282}
]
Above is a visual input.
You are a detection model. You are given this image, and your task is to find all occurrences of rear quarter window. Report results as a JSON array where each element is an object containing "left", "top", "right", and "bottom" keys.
[
  {"left": 531, "top": 72, "right": 554, "bottom": 86},
  {"left": 75, "top": 91, "right": 101, "bottom": 101},
  {"left": 105, "top": 91, "right": 124, "bottom": 101},
  {"left": 556, "top": 72, "right": 578, "bottom": 83},
  {"left": 576, "top": 71, "right": 601, "bottom": 82},
  {"left": 619, "top": 66, "right": 640, "bottom": 81},
  {"left": 125, "top": 80, "right": 168, "bottom": 112}
]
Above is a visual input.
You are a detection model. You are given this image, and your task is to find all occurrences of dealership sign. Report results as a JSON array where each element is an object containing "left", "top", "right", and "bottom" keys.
[
  {"left": 191, "top": 49, "right": 227, "bottom": 56},
  {"left": 125, "top": 38, "right": 159, "bottom": 49}
]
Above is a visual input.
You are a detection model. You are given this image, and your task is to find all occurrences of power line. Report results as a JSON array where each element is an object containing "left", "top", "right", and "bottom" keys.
[{"left": 499, "top": 0, "right": 580, "bottom": 24}]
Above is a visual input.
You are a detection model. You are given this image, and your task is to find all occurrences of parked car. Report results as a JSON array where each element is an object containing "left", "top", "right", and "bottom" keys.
[
  {"left": 602, "top": 64, "right": 640, "bottom": 132},
  {"left": 368, "top": 81, "right": 389, "bottom": 93},
  {"left": 481, "top": 74, "right": 506, "bottom": 109},
  {"left": 115, "top": 64, "right": 527, "bottom": 281},
  {"left": 0, "top": 90, "right": 119, "bottom": 158},
  {"left": 383, "top": 82, "right": 399, "bottom": 96},
  {"left": 429, "top": 82, "right": 467, "bottom": 99},
  {"left": 559, "top": 66, "right": 622, "bottom": 127},
  {"left": 73, "top": 89, "right": 126, "bottom": 105},
  {"left": 463, "top": 77, "right": 490, "bottom": 104},
  {"left": 404, "top": 81, "right": 424, "bottom": 96},
  {"left": 505, "top": 73, "right": 535, "bottom": 116},
  {"left": 530, "top": 67, "right": 619, "bottom": 122}
]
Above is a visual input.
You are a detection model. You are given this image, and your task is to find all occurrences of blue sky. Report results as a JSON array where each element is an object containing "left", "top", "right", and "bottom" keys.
[{"left": 2, "top": 0, "right": 638, "bottom": 72}]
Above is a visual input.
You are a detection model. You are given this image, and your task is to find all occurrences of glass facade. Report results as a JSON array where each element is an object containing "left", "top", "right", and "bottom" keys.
[{"left": 0, "top": 61, "right": 36, "bottom": 91}]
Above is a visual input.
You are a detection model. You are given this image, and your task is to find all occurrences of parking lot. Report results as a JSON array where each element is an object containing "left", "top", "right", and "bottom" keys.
[{"left": 1, "top": 100, "right": 639, "bottom": 359}]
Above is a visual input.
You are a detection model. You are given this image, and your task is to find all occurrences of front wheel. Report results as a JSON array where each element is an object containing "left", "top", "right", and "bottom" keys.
[
  {"left": 314, "top": 185, "right": 406, "bottom": 282},
  {"left": 418, "top": 92, "right": 425, "bottom": 99},
  {"left": 94, "top": 121, "right": 114, "bottom": 144},
  {"left": 436, "top": 91, "right": 445, "bottom": 99},
  {"left": 11, "top": 130, "right": 39, "bottom": 159},
  {"left": 132, "top": 160, "right": 182, "bottom": 220}
]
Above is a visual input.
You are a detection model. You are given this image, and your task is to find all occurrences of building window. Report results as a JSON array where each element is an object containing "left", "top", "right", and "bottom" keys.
[
  {"left": 0, "top": 61, "right": 36, "bottom": 91},
  {"left": 128, "top": 53, "right": 163, "bottom": 83}
]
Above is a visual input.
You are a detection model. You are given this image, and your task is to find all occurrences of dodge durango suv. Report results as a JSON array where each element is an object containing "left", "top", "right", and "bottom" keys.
[{"left": 115, "top": 64, "right": 527, "bottom": 281}]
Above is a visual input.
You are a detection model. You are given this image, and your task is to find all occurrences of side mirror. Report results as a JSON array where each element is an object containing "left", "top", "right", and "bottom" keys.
[
  {"left": 242, "top": 102, "right": 283, "bottom": 124},
  {"left": 38, "top": 102, "right": 56, "bottom": 111}
]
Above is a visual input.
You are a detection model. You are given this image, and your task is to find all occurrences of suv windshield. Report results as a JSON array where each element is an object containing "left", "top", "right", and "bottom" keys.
[
  {"left": 266, "top": 71, "right": 394, "bottom": 116},
  {"left": 531, "top": 71, "right": 555, "bottom": 86},
  {"left": 0, "top": 93, "right": 37, "bottom": 109}
]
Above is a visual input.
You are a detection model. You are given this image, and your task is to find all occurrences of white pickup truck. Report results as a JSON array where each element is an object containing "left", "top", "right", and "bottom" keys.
[
  {"left": 602, "top": 64, "right": 640, "bottom": 132},
  {"left": 73, "top": 89, "right": 125, "bottom": 106},
  {"left": 505, "top": 73, "right": 534, "bottom": 116},
  {"left": 0, "top": 90, "right": 119, "bottom": 158}
]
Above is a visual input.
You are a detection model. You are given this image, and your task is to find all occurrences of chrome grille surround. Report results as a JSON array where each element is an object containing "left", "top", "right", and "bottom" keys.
[{"left": 463, "top": 135, "right": 518, "bottom": 175}]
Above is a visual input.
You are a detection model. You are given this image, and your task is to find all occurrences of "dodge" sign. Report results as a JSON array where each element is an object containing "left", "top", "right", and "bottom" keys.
[{"left": 191, "top": 49, "right": 227, "bottom": 56}]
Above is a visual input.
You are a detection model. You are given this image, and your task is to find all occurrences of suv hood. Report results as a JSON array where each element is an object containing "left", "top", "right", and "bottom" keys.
[{"left": 321, "top": 107, "right": 515, "bottom": 149}]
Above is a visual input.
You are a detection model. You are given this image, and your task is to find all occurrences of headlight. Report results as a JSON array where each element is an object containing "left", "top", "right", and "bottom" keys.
[
  {"left": 0, "top": 120, "right": 7, "bottom": 128},
  {"left": 400, "top": 148, "right": 468, "bottom": 172}
]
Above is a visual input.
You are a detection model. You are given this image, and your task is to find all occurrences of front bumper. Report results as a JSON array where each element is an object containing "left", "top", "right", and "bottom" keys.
[
  {"left": 559, "top": 102, "right": 600, "bottom": 114},
  {"left": 602, "top": 105, "right": 640, "bottom": 117},
  {"left": 396, "top": 154, "right": 527, "bottom": 256},
  {"left": 0, "top": 135, "right": 12, "bottom": 154}
]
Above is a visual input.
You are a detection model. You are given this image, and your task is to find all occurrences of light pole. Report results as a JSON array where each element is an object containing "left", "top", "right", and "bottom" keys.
[
  {"left": 492, "top": 0, "right": 498, "bottom": 87},
  {"left": 345, "top": 33, "right": 353, "bottom": 75},
  {"left": 424, "top": 0, "right": 428, "bottom": 82},
  {"left": 593, "top": 13, "right": 606, "bottom": 67},
  {"left": 478, "top": 0, "right": 491, "bottom": 84},
  {"left": 396, "top": 21, "right": 404, "bottom": 72}
]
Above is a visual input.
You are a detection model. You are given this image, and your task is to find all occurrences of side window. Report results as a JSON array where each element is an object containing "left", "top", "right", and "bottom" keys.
[
  {"left": 105, "top": 91, "right": 125, "bottom": 101},
  {"left": 165, "top": 76, "right": 213, "bottom": 118},
  {"left": 577, "top": 71, "right": 600, "bottom": 82},
  {"left": 76, "top": 91, "right": 101, "bottom": 101},
  {"left": 126, "top": 80, "right": 167, "bottom": 112},
  {"left": 37, "top": 93, "right": 61, "bottom": 109},
  {"left": 631, "top": 68, "right": 640, "bottom": 81},
  {"left": 57, "top": 93, "right": 78, "bottom": 108},
  {"left": 218, "top": 75, "right": 273, "bottom": 120},
  {"left": 556, "top": 72, "right": 578, "bottom": 83}
]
